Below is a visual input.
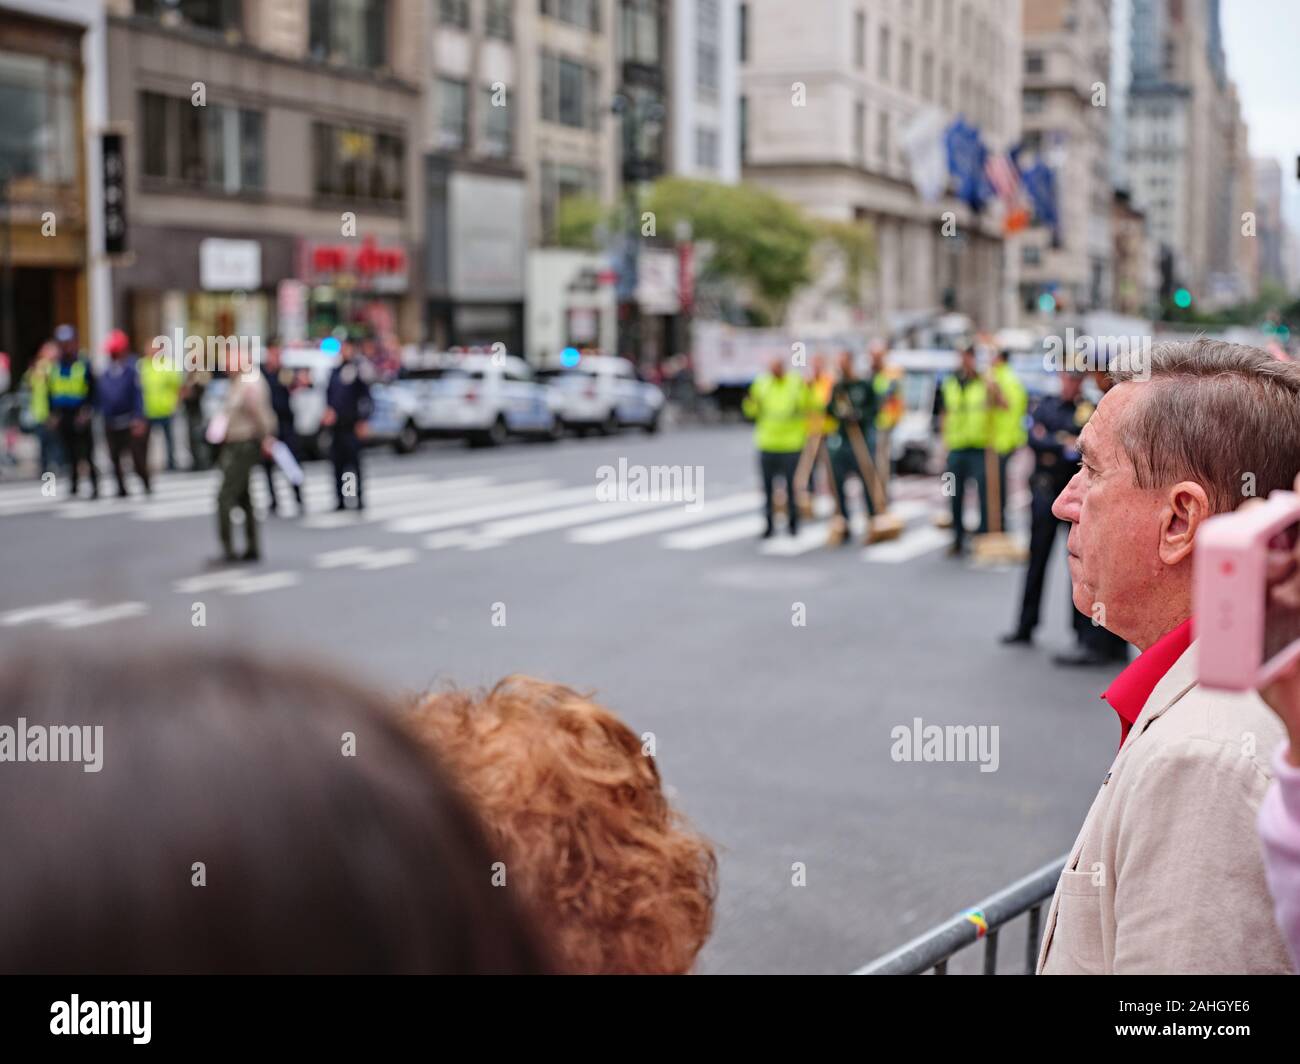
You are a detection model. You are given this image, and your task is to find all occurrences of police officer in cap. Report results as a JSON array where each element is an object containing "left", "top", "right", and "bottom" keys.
[
  {"left": 1001, "top": 370, "right": 1128, "bottom": 665},
  {"left": 322, "top": 338, "right": 373, "bottom": 512}
]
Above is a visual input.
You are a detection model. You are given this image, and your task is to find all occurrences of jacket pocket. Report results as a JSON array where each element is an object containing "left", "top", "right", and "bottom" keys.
[{"left": 1048, "top": 868, "right": 1106, "bottom": 975}]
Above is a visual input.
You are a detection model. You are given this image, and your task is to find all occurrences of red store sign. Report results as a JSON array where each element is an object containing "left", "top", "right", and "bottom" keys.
[{"left": 300, "top": 236, "right": 409, "bottom": 293}]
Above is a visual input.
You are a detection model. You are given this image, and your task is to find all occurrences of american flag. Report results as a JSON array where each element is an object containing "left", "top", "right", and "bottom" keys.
[{"left": 984, "top": 152, "right": 1022, "bottom": 208}]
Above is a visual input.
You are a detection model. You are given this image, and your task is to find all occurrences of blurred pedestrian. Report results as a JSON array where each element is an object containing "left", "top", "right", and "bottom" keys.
[
  {"left": 180, "top": 365, "right": 212, "bottom": 471},
  {"left": 743, "top": 356, "right": 814, "bottom": 538},
  {"left": 139, "top": 336, "right": 183, "bottom": 471},
  {"left": 97, "top": 328, "right": 151, "bottom": 497},
  {"left": 0, "top": 643, "right": 554, "bottom": 974},
  {"left": 261, "top": 339, "right": 305, "bottom": 516},
  {"left": 935, "top": 345, "right": 989, "bottom": 554},
  {"left": 48, "top": 324, "right": 99, "bottom": 500},
  {"left": 323, "top": 339, "right": 373, "bottom": 512},
  {"left": 825, "top": 351, "right": 880, "bottom": 545},
  {"left": 987, "top": 348, "right": 1028, "bottom": 532},
  {"left": 210, "top": 348, "right": 276, "bottom": 565},
  {"left": 411, "top": 675, "right": 716, "bottom": 975},
  {"left": 22, "top": 340, "right": 61, "bottom": 475}
]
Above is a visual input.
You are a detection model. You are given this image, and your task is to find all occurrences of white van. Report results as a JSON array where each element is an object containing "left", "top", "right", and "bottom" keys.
[{"left": 537, "top": 353, "right": 664, "bottom": 434}]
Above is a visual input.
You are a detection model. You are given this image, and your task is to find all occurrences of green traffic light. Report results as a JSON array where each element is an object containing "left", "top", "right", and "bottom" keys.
[
  {"left": 1037, "top": 292, "right": 1056, "bottom": 313},
  {"left": 1174, "top": 288, "right": 1192, "bottom": 309}
]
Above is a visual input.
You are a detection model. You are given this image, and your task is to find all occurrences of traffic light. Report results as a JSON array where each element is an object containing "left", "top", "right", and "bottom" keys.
[
  {"left": 1174, "top": 288, "right": 1192, "bottom": 310},
  {"left": 1037, "top": 292, "right": 1057, "bottom": 313}
]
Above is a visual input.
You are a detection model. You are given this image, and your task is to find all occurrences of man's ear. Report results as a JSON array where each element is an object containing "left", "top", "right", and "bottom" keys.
[{"left": 1158, "top": 480, "right": 1213, "bottom": 566}]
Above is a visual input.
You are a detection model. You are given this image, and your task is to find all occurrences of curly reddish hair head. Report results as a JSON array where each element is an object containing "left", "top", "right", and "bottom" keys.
[{"left": 409, "top": 676, "right": 717, "bottom": 975}]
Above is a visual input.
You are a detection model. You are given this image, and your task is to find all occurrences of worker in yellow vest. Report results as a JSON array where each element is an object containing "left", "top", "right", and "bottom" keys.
[
  {"left": 743, "top": 357, "right": 816, "bottom": 539},
  {"left": 935, "top": 345, "right": 988, "bottom": 555},
  {"left": 23, "top": 341, "right": 61, "bottom": 475},
  {"left": 140, "top": 337, "right": 184, "bottom": 471},
  {"left": 987, "top": 349, "right": 1028, "bottom": 534}
]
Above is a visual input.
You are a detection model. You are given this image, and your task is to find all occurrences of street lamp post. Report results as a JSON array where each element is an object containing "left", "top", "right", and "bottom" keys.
[{"left": 611, "top": 92, "right": 664, "bottom": 366}]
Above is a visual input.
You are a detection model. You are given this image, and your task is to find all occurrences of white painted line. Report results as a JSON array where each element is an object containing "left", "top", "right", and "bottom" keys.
[
  {"left": 52, "top": 601, "right": 149, "bottom": 628},
  {"left": 479, "top": 497, "right": 680, "bottom": 540},
  {"left": 223, "top": 571, "right": 303, "bottom": 595},
  {"left": 388, "top": 485, "right": 600, "bottom": 534},
  {"left": 300, "top": 478, "right": 560, "bottom": 530},
  {"left": 568, "top": 492, "right": 764, "bottom": 543},
  {"left": 0, "top": 599, "right": 92, "bottom": 626},
  {"left": 861, "top": 525, "right": 951, "bottom": 563},
  {"left": 662, "top": 514, "right": 768, "bottom": 550},
  {"left": 758, "top": 521, "right": 833, "bottom": 556}
]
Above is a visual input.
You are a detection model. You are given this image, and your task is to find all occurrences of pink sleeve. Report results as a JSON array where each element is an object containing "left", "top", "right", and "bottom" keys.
[{"left": 1259, "top": 743, "right": 1300, "bottom": 971}]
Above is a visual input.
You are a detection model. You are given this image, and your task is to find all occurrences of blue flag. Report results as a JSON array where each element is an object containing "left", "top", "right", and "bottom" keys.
[{"left": 944, "top": 116, "right": 992, "bottom": 213}]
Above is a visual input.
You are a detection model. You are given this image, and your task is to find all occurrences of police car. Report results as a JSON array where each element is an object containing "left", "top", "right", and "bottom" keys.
[
  {"left": 537, "top": 351, "right": 664, "bottom": 435},
  {"left": 396, "top": 351, "right": 562, "bottom": 447}
]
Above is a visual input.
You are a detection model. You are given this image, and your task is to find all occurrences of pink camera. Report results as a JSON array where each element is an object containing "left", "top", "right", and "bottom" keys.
[{"left": 1195, "top": 490, "right": 1300, "bottom": 690}]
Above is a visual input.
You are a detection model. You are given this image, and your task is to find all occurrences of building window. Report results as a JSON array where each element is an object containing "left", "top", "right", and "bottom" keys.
[
  {"left": 878, "top": 25, "right": 890, "bottom": 82},
  {"left": 541, "top": 160, "right": 598, "bottom": 241},
  {"left": 921, "top": 51, "right": 933, "bottom": 100},
  {"left": 1025, "top": 51, "right": 1044, "bottom": 74},
  {"left": 133, "top": 0, "right": 242, "bottom": 34},
  {"left": 900, "top": 38, "right": 912, "bottom": 91},
  {"left": 485, "top": 0, "right": 513, "bottom": 38},
  {"left": 312, "top": 121, "right": 405, "bottom": 203},
  {"left": 440, "top": 0, "right": 470, "bottom": 29},
  {"left": 739, "top": 94, "right": 748, "bottom": 163},
  {"left": 854, "top": 101, "right": 866, "bottom": 163},
  {"left": 695, "top": 126, "right": 719, "bottom": 169},
  {"left": 541, "top": 0, "right": 601, "bottom": 33},
  {"left": 436, "top": 77, "right": 468, "bottom": 151},
  {"left": 940, "top": 62, "right": 951, "bottom": 107},
  {"left": 854, "top": 11, "right": 865, "bottom": 69},
  {"left": 1022, "top": 246, "right": 1041, "bottom": 266},
  {"left": 481, "top": 86, "right": 513, "bottom": 158},
  {"left": 541, "top": 51, "right": 599, "bottom": 130},
  {"left": 876, "top": 110, "right": 890, "bottom": 165},
  {"left": 739, "top": 2, "right": 749, "bottom": 63},
  {"left": 0, "top": 49, "right": 78, "bottom": 185},
  {"left": 923, "top": 0, "right": 933, "bottom": 22},
  {"left": 1024, "top": 90, "right": 1045, "bottom": 115},
  {"left": 620, "top": 0, "right": 661, "bottom": 64},
  {"left": 309, "top": 0, "right": 388, "bottom": 70},
  {"left": 140, "top": 91, "right": 264, "bottom": 193},
  {"left": 697, "top": 0, "right": 720, "bottom": 94}
]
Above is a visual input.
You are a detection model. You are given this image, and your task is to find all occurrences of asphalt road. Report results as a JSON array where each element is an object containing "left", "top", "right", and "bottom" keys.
[{"left": 0, "top": 423, "right": 1126, "bottom": 973}]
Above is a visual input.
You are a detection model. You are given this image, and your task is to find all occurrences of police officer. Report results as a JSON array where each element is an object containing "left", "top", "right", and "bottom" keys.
[
  {"left": 47, "top": 324, "right": 99, "bottom": 500},
  {"left": 825, "top": 351, "right": 879, "bottom": 545},
  {"left": 934, "top": 346, "right": 989, "bottom": 555},
  {"left": 323, "top": 339, "right": 373, "bottom": 512},
  {"left": 261, "top": 339, "right": 305, "bottom": 516},
  {"left": 1000, "top": 372, "right": 1128, "bottom": 665}
]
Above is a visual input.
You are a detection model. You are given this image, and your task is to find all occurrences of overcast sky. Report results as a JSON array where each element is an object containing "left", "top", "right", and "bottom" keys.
[{"left": 1221, "top": 0, "right": 1300, "bottom": 226}]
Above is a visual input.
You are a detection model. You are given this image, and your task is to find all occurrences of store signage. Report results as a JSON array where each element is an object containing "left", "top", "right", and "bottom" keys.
[
  {"left": 200, "top": 238, "right": 262, "bottom": 291},
  {"left": 101, "top": 133, "right": 127, "bottom": 256},
  {"left": 301, "top": 236, "right": 409, "bottom": 293}
]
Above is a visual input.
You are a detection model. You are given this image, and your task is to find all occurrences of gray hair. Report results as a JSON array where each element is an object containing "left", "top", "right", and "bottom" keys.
[{"left": 1109, "top": 339, "right": 1300, "bottom": 513}]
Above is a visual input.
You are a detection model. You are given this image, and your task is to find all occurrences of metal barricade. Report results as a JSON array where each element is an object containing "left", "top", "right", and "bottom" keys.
[{"left": 853, "top": 855, "right": 1067, "bottom": 975}]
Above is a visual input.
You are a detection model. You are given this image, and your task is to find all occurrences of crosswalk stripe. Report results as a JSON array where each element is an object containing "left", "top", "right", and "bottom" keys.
[
  {"left": 300, "top": 478, "right": 560, "bottom": 530},
  {"left": 567, "top": 492, "right": 764, "bottom": 544},
  {"left": 861, "top": 525, "right": 951, "bottom": 562},
  {"left": 662, "top": 514, "right": 767, "bottom": 550},
  {"left": 387, "top": 485, "right": 599, "bottom": 534},
  {"left": 129, "top": 476, "right": 440, "bottom": 522},
  {"left": 0, "top": 599, "right": 92, "bottom": 626},
  {"left": 476, "top": 498, "right": 681, "bottom": 541},
  {"left": 757, "top": 522, "right": 834, "bottom": 556},
  {"left": 51, "top": 601, "right": 148, "bottom": 628}
]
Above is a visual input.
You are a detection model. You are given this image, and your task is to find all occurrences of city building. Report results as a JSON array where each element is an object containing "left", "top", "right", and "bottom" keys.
[
  {"left": 671, "top": 0, "right": 740, "bottom": 184},
  {"left": 102, "top": 0, "right": 425, "bottom": 348},
  {"left": 1253, "top": 157, "right": 1289, "bottom": 292},
  {"left": 1110, "top": 188, "right": 1156, "bottom": 316},
  {"left": 1019, "top": 0, "right": 1113, "bottom": 317},
  {"left": 0, "top": 0, "right": 110, "bottom": 374},
  {"left": 740, "top": 0, "right": 1024, "bottom": 334}
]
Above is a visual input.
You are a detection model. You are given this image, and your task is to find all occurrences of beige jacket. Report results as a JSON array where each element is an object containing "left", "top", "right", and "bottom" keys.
[
  {"left": 1038, "top": 641, "right": 1294, "bottom": 974},
  {"left": 222, "top": 372, "right": 276, "bottom": 444}
]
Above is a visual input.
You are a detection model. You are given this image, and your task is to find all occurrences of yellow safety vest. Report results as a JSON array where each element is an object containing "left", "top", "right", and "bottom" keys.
[
  {"left": 941, "top": 374, "right": 989, "bottom": 450},
  {"left": 25, "top": 364, "right": 50, "bottom": 421},
  {"left": 140, "top": 357, "right": 182, "bottom": 419},
  {"left": 990, "top": 363, "right": 1028, "bottom": 455},
  {"left": 48, "top": 360, "right": 90, "bottom": 404}
]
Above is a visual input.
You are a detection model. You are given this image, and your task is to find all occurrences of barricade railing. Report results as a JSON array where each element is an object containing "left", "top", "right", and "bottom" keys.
[{"left": 853, "top": 855, "right": 1067, "bottom": 975}]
